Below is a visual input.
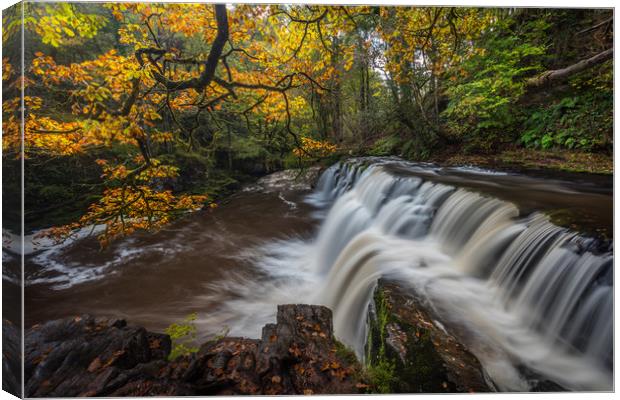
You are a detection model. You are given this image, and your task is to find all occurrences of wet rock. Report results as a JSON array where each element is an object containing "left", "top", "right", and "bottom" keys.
[
  {"left": 3, "top": 319, "right": 21, "bottom": 397},
  {"left": 249, "top": 167, "right": 322, "bottom": 193},
  {"left": 366, "top": 280, "right": 491, "bottom": 393},
  {"left": 166, "top": 305, "right": 362, "bottom": 395},
  {"left": 516, "top": 364, "right": 567, "bottom": 392},
  {"left": 24, "top": 315, "right": 174, "bottom": 397},
  {"left": 23, "top": 305, "right": 365, "bottom": 397},
  {"left": 257, "top": 305, "right": 359, "bottom": 395}
]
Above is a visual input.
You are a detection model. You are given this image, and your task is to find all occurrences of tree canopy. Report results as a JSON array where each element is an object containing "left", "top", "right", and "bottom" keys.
[{"left": 2, "top": 3, "right": 613, "bottom": 244}]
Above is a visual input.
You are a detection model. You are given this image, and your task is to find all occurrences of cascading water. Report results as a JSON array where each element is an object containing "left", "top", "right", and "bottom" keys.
[
  {"left": 21, "top": 157, "right": 612, "bottom": 392},
  {"left": 298, "top": 158, "right": 613, "bottom": 391}
]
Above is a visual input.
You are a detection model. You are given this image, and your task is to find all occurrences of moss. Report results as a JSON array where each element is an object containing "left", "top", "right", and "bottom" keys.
[
  {"left": 366, "top": 358, "right": 396, "bottom": 394},
  {"left": 546, "top": 209, "right": 612, "bottom": 242},
  {"left": 365, "top": 285, "right": 457, "bottom": 393},
  {"left": 330, "top": 339, "right": 372, "bottom": 393},
  {"left": 364, "top": 288, "right": 395, "bottom": 393},
  {"left": 333, "top": 340, "right": 358, "bottom": 366},
  {"left": 365, "top": 288, "right": 397, "bottom": 393}
]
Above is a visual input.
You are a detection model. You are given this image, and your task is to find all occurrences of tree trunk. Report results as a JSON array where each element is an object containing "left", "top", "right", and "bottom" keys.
[{"left": 331, "top": 37, "right": 343, "bottom": 142}]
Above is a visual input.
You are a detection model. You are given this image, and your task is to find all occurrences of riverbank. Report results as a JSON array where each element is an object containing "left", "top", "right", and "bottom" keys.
[
  {"left": 430, "top": 147, "right": 613, "bottom": 175},
  {"left": 351, "top": 142, "right": 613, "bottom": 175}
]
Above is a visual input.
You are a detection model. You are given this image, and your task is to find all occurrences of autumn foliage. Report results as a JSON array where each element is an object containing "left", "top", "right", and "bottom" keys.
[
  {"left": 2, "top": 4, "right": 612, "bottom": 244},
  {"left": 4, "top": 3, "right": 351, "bottom": 245},
  {"left": 293, "top": 137, "right": 337, "bottom": 159}
]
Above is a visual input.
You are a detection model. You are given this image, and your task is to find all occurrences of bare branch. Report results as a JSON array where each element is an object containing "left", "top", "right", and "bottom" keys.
[{"left": 136, "top": 4, "right": 229, "bottom": 92}]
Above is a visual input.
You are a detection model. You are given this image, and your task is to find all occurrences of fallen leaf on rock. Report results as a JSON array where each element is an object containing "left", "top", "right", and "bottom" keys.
[
  {"left": 87, "top": 357, "right": 102, "bottom": 373},
  {"left": 271, "top": 375, "right": 282, "bottom": 384},
  {"left": 331, "top": 368, "right": 349, "bottom": 380},
  {"left": 102, "top": 350, "right": 126, "bottom": 368},
  {"left": 289, "top": 346, "right": 302, "bottom": 357}
]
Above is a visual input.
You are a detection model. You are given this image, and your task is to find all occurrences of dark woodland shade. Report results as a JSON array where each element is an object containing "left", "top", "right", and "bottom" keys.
[{"left": 3, "top": 2, "right": 23, "bottom": 398}]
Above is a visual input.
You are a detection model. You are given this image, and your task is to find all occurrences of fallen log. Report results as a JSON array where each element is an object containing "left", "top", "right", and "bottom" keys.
[{"left": 526, "top": 48, "right": 613, "bottom": 88}]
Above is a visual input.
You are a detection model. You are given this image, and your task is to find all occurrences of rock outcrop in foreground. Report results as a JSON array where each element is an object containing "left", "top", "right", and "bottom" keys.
[
  {"left": 366, "top": 280, "right": 492, "bottom": 393},
  {"left": 23, "top": 305, "right": 364, "bottom": 397},
  {"left": 367, "top": 280, "right": 565, "bottom": 393}
]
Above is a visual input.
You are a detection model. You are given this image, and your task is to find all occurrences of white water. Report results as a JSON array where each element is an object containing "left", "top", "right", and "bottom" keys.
[
  {"left": 201, "top": 159, "right": 612, "bottom": 392},
  {"left": 12, "top": 225, "right": 194, "bottom": 290}
]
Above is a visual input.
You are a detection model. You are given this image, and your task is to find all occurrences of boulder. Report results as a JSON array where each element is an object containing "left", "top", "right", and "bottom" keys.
[
  {"left": 23, "top": 305, "right": 365, "bottom": 397},
  {"left": 365, "top": 280, "right": 491, "bottom": 393},
  {"left": 24, "top": 315, "right": 177, "bottom": 397},
  {"left": 3, "top": 319, "right": 21, "bottom": 397}
]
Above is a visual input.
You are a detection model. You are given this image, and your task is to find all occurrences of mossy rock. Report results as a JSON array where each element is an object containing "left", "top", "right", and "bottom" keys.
[{"left": 365, "top": 280, "right": 491, "bottom": 393}]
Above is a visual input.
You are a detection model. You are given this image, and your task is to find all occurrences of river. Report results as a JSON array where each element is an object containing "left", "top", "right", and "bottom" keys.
[{"left": 6, "top": 157, "right": 613, "bottom": 392}]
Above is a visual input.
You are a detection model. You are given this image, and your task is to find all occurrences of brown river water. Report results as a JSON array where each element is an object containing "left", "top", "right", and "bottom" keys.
[{"left": 21, "top": 173, "right": 319, "bottom": 333}]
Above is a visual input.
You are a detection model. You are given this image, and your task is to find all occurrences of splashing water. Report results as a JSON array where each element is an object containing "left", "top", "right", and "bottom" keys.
[{"left": 209, "top": 159, "right": 612, "bottom": 391}]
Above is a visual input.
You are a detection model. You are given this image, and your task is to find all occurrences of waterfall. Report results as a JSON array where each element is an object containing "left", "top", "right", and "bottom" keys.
[{"left": 302, "top": 158, "right": 612, "bottom": 391}]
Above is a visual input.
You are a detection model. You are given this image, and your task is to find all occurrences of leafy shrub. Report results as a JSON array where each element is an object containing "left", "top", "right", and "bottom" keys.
[
  {"left": 165, "top": 313, "right": 199, "bottom": 360},
  {"left": 368, "top": 136, "right": 401, "bottom": 156},
  {"left": 443, "top": 18, "right": 547, "bottom": 143},
  {"left": 521, "top": 64, "right": 612, "bottom": 151},
  {"left": 231, "top": 135, "right": 270, "bottom": 160}
]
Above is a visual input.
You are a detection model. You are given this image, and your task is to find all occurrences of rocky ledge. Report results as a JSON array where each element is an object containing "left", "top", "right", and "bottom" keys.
[
  {"left": 5, "top": 296, "right": 501, "bottom": 397},
  {"left": 366, "top": 280, "right": 566, "bottom": 393},
  {"left": 18, "top": 305, "right": 364, "bottom": 397}
]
